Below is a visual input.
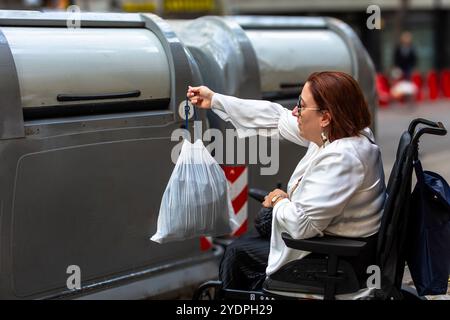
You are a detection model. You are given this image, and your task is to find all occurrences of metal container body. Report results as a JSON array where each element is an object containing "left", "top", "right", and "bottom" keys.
[
  {"left": 0, "top": 11, "right": 212, "bottom": 300},
  {"left": 2, "top": 27, "right": 171, "bottom": 109},
  {"left": 245, "top": 29, "right": 353, "bottom": 94}
]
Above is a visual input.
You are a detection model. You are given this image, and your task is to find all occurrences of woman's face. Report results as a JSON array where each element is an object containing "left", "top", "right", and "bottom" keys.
[{"left": 292, "top": 82, "right": 329, "bottom": 145}]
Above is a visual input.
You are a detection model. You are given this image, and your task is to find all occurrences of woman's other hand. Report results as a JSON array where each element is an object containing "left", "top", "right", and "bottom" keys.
[
  {"left": 262, "top": 189, "right": 289, "bottom": 208},
  {"left": 187, "top": 86, "right": 215, "bottom": 109}
]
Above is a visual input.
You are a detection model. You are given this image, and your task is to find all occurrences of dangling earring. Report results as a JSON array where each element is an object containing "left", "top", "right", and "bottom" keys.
[{"left": 321, "top": 131, "right": 328, "bottom": 145}]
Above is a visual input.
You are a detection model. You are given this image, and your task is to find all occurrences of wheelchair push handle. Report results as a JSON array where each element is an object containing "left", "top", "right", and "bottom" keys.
[
  {"left": 408, "top": 118, "right": 447, "bottom": 137},
  {"left": 410, "top": 118, "right": 447, "bottom": 146}
]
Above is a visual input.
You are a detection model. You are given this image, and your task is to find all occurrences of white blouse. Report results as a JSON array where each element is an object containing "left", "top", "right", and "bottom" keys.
[{"left": 211, "top": 93, "right": 386, "bottom": 276}]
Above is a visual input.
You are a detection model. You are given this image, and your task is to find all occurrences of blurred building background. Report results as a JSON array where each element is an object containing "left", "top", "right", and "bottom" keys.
[{"left": 0, "top": 0, "right": 449, "bottom": 81}]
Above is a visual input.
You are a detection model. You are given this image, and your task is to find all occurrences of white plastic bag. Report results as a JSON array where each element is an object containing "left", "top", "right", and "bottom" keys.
[{"left": 151, "top": 139, "right": 237, "bottom": 243}]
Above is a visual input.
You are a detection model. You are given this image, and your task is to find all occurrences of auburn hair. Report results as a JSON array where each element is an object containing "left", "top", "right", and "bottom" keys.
[{"left": 306, "top": 71, "right": 372, "bottom": 142}]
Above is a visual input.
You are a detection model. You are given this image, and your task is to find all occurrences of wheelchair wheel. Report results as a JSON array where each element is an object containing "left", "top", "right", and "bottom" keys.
[{"left": 192, "top": 280, "right": 222, "bottom": 300}]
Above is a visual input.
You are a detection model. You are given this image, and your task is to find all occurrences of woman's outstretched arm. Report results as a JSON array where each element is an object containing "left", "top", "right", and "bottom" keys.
[{"left": 187, "top": 86, "right": 309, "bottom": 146}]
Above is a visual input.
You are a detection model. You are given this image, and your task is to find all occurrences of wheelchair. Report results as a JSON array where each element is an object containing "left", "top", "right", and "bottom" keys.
[{"left": 193, "top": 118, "right": 447, "bottom": 300}]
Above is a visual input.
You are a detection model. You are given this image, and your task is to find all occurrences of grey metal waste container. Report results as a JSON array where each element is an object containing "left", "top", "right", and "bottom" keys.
[{"left": 0, "top": 10, "right": 215, "bottom": 300}]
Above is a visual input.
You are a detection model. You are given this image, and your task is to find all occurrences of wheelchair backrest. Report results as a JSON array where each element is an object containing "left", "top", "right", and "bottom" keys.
[
  {"left": 386, "top": 131, "right": 412, "bottom": 195},
  {"left": 376, "top": 130, "right": 415, "bottom": 297},
  {"left": 376, "top": 118, "right": 447, "bottom": 298}
]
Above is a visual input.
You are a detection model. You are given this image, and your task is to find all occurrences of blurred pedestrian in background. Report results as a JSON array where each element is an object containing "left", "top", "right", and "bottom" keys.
[
  {"left": 390, "top": 31, "right": 419, "bottom": 103},
  {"left": 393, "top": 31, "right": 417, "bottom": 80}
]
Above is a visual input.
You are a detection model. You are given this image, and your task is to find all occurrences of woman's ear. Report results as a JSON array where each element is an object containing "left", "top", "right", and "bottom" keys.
[{"left": 321, "top": 111, "right": 331, "bottom": 128}]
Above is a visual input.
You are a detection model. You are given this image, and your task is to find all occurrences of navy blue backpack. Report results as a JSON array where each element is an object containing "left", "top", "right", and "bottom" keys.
[{"left": 407, "top": 159, "right": 450, "bottom": 296}]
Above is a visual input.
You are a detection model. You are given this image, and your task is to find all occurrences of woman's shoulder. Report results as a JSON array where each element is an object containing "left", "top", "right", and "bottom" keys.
[{"left": 321, "top": 130, "right": 379, "bottom": 164}]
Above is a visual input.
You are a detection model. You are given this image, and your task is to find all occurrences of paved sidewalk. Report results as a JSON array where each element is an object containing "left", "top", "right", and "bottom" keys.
[{"left": 377, "top": 99, "right": 450, "bottom": 182}]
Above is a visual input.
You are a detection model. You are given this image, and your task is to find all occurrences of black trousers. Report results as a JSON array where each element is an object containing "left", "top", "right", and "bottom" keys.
[{"left": 218, "top": 230, "right": 270, "bottom": 291}]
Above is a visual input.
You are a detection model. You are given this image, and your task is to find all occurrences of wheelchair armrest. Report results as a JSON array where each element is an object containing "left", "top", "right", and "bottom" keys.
[
  {"left": 249, "top": 188, "right": 269, "bottom": 202},
  {"left": 281, "top": 232, "right": 367, "bottom": 257}
]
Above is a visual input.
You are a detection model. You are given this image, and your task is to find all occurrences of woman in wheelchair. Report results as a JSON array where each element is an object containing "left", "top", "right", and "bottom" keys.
[{"left": 188, "top": 71, "right": 386, "bottom": 298}]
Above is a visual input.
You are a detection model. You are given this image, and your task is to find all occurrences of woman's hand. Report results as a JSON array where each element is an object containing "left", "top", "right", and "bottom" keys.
[
  {"left": 187, "top": 86, "right": 215, "bottom": 109},
  {"left": 262, "top": 189, "right": 289, "bottom": 208}
]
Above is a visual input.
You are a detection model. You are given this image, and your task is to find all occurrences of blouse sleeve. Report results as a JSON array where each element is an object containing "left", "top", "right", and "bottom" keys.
[
  {"left": 211, "top": 93, "right": 309, "bottom": 147},
  {"left": 272, "top": 150, "right": 365, "bottom": 239}
]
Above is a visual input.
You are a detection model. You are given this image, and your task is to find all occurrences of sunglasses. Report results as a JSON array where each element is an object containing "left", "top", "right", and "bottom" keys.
[{"left": 295, "top": 96, "right": 321, "bottom": 115}]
